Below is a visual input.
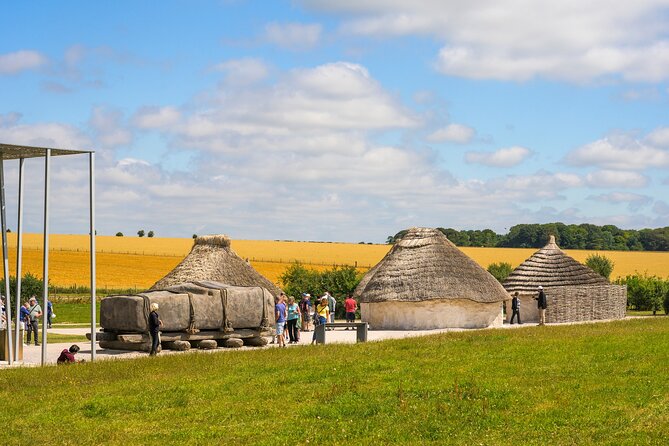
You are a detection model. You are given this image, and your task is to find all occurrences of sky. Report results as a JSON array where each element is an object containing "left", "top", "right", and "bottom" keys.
[{"left": 1, "top": 0, "right": 668, "bottom": 243}]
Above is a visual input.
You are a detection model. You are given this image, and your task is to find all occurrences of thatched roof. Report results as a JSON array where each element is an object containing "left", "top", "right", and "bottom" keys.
[
  {"left": 150, "top": 235, "right": 283, "bottom": 297},
  {"left": 356, "top": 227, "right": 509, "bottom": 304},
  {"left": 503, "top": 235, "right": 608, "bottom": 294}
]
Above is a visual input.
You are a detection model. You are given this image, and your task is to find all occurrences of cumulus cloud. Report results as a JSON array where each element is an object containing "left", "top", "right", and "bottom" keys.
[
  {"left": 0, "top": 50, "right": 48, "bottom": 74},
  {"left": 566, "top": 133, "right": 669, "bottom": 170},
  {"left": 88, "top": 107, "right": 132, "bottom": 148},
  {"left": 646, "top": 127, "right": 669, "bottom": 148},
  {"left": 585, "top": 170, "right": 648, "bottom": 188},
  {"left": 213, "top": 58, "right": 270, "bottom": 85},
  {"left": 465, "top": 146, "right": 531, "bottom": 167},
  {"left": 427, "top": 123, "right": 475, "bottom": 143},
  {"left": 587, "top": 192, "right": 652, "bottom": 211},
  {"left": 304, "top": 0, "right": 669, "bottom": 83},
  {"left": 133, "top": 106, "right": 181, "bottom": 129},
  {"left": 654, "top": 200, "right": 669, "bottom": 216},
  {"left": 265, "top": 22, "right": 322, "bottom": 50}
]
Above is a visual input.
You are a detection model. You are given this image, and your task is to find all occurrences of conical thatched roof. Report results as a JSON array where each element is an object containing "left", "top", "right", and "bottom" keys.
[
  {"left": 357, "top": 227, "right": 509, "bottom": 303},
  {"left": 150, "top": 235, "right": 283, "bottom": 297},
  {"left": 503, "top": 235, "right": 608, "bottom": 294}
]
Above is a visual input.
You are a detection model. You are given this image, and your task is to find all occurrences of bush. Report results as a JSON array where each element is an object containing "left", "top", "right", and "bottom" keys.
[
  {"left": 585, "top": 254, "right": 614, "bottom": 280},
  {"left": 487, "top": 262, "right": 513, "bottom": 283},
  {"left": 616, "top": 273, "right": 668, "bottom": 314},
  {"left": 279, "top": 262, "right": 362, "bottom": 318},
  {"left": 0, "top": 272, "right": 46, "bottom": 303},
  {"left": 115, "top": 232, "right": 123, "bottom": 237}
]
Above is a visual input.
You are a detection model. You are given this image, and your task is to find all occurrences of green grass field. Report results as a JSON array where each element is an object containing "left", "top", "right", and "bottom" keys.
[{"left": 1, "top": 318, "right": 667, "bottom": 445}]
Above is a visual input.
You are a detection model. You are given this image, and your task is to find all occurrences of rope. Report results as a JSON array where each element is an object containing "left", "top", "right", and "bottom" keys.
[
  {"left": 220, "top": 288, "right": 233, "bottom": 332},
  {"left": 186, "top": 292, "right": 199, "bottom": 334},
  {"left": 259, "top": 287, "right": 271, "bottom": 330}
]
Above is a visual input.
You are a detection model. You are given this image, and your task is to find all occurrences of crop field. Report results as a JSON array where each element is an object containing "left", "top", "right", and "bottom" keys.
[{"left": 4, "top": 234, "right": 669, "bottom": 290}]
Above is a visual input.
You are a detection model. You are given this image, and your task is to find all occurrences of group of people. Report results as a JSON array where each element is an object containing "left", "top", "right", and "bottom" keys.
[
  {"left": 508, "top": 286, "right": 548, "bottom": 325},
  {"left": 0, "top": 296, "right": 54, "bottom": 346},
  {"left": 273, "top": 291, "right": 358, "bottom": 347}
]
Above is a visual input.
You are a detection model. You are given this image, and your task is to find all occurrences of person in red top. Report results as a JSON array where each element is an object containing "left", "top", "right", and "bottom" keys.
[
  {"left": 57, "top": 344, "right": 81, "bottom": 364},
  {"left": 344, "top": 294, "right": 357, "bottom": 328}
]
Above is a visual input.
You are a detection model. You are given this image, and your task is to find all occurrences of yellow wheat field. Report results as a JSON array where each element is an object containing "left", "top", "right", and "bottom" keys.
[{"left": 3, "top": 234, "right": 668, "bottom": 290}]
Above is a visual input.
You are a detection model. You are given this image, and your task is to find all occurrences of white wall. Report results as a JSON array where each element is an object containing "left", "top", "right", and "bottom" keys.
[{"left": 361, "top": 299, "right": 503, "bottom": 330}]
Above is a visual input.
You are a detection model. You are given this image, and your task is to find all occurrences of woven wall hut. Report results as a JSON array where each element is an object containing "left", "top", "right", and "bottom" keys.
[
  {"left": 356, "top": 227, "right": 509, "bottom": 330},
  {"left": 150, "top": 235, "right": 283, "bottom": 297},
  {"left": 503, "top": 235, "right": 626, "bottom": 323}
]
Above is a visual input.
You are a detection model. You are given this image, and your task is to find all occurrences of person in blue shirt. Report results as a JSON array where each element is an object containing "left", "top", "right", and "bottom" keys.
[{"left": 274, "top": 293, "right": 287, "bottom": 347}]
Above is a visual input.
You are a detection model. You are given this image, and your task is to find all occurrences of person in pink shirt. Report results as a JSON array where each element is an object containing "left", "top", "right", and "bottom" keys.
[{"left": 344, "top": 294, "right": 357, "bottom": 328}]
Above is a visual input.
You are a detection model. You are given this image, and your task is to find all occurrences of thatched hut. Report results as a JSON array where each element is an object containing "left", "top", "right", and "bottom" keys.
[
  {"left": 355, "top": 227, "right": 509, "bottom": 329},
  {"left": 503, "top": 235, "right": 626, "bottom": 323},
  {"left": 151, "top": 235, "right": 283, "bottom": 297}
]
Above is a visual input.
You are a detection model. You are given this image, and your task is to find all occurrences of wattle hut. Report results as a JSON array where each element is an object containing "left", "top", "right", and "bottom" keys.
[
  {"left": 503, "top": 235, "right": 626, "bottom": 323},
  {"left": 354, "top": 227, "right": 509, "bottom": 329},
  {"left": 150, "top": 235, "right": 283, "bottom": 297}
]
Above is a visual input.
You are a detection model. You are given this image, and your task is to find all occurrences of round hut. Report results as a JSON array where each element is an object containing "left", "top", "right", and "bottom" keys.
[
  {"left": 355, "top": 227, "right": 509, "bottom": 330},
  {"left": 503, "top": 235, "right": 626, "bottom": 323},
  {"left": 150, "top": 235, "right": 283, "bottom": 297}
]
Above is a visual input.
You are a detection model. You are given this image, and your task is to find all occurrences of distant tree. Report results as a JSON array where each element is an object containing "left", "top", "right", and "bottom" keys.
[
  {"left": 487, "top": 262, "right": 513, "bottom": 283},
  {"left": 585, "top": 254, "right": 614, "bottom": 281},
  {"left": 192, "top": 234, "right": 198, "bottom": 239},
  {"left": 6, "top": 228, "right": 10, "bottom": 233},
  {"left": 147, "top": 230, "right": 154, "bottom": 238},
  {"left": 115, "top": 232, "right": 123, "bottom": 237},
  {"left": 137, "top": 229, "right": 145, "bottom": 237}
]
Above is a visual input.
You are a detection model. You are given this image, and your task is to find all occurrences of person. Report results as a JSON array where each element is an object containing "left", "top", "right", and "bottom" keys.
[
  {"left": 275, "top": 293, "right": 287, "bottom": 347},
  {"left": 20, "top": 302, "right": 30, "bottom": 343},
  {"left": 47, "top": 300, "right": 54, "bottom": 329},
  {"left": 286, "top": 296, "right": 301, "bottom": 344},
  {"left": 57, "top": 344, "right": 81, "bottom": 364},
  {"left": 299, "top": 293, "right": 312, "bottom": 332},
  {"left": 0, "top": 296, "right": 5, "bottom": 329},
  {"left": 148, "top": 302, "right": 163, "bottom": 356},
  {"left": 534, "top": 285, "right": 547, "bottom": 325},
  {"left": 344, "top": 294, "right": 357, "bottom": 329},
  {"left": 27, "top": 297, "right": 42, "bottom": 346},
  {"left": 324, "top": 291, "right": 336, "bottom": 325},
  {"left": 510, "top": 292, "right": 522, "bottom": 324},
  {"left": 311, "top": 297, "right": 330, "bottom": 345}
]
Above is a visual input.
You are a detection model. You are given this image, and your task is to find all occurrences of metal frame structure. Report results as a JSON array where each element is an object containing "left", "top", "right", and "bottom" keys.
[{"left": 0, "top": 143, "right": 96, "bottom": 366}]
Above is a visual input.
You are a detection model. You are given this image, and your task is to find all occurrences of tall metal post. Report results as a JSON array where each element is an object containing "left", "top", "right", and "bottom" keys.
[
  {"left": 13, "top": 158, "right": 25, "bottom": 361},
  {"left": 41, "top": 149, "right": 51, "bottom": 365},
  {"left": 0, "top": 160, "right": 14, "bottom": 364},
  {"left": 89, "top": 152, "right": 96, "bottom": 361}
]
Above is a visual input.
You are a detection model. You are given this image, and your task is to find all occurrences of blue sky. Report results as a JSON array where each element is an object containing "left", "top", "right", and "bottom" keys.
[{"left": 1, "top": 0, "right": 668, "bottom": 242}]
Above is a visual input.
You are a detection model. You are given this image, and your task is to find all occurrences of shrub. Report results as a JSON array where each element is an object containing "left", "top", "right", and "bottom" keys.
[
  {"left": 585, "top": 254, "right": 614, "bottom": 280},
  {"left": 487, "top": 262, "right": 513, "bottom": 283},
  {"left": 0, "top": 272, "right": 46, "bottom": 303},
  {"left": 115, "top": 232, "right": 123, "bottom": 237},
  {"left": 616, "top": 273, "right": 668, "bottom": 314}
]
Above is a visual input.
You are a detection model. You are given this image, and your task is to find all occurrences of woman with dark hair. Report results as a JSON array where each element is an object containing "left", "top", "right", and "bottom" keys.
[{"left": 57, "top": 345, "right": 81, "bottom": 364}]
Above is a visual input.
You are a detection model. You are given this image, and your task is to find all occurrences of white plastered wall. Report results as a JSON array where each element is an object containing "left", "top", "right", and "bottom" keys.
[{"left": 361, "top": 299, "right": 503, "bottom": 330}]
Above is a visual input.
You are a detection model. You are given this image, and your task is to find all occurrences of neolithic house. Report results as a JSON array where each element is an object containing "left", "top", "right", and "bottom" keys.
[
  {"left": 354, "top": 227, "right": 508, "bottom": 329},
  {"left": 503, "top": 235, "right": 626, "bottom": 323},
  {"left": 151, "top": 235, "right": 283, "bottom": 297}
]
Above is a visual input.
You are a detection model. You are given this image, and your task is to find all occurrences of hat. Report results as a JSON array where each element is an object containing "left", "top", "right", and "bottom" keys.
[{"left": 538, "top": 285, "right": 543, "bottom": 289}]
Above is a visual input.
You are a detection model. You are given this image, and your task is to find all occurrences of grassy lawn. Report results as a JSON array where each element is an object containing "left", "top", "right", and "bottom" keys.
[
  {"left": 1, "top": 318, "right": 667, "bottom": 445},
  {"left": 50, "top": 302, "right": 99, "bottom": 325}
]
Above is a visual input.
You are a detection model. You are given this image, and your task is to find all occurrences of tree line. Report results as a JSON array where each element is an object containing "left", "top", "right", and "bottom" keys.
[{"left": 387, "top": 223, "right": 669, "bottom": 251}]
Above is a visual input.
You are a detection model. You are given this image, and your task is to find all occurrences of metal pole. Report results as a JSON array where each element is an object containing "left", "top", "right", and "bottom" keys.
[
  {"left": 0, "top": 160, "right": 14, "bottom": 364},
  {"left": 13, "top": 158, "right": 25, "bottom": 361},
  {"left": 41, "top": 149, "right": 51, "bottom": 365},
  {"left": 89, "top": 152, "right": 96, "bottom": 361}
]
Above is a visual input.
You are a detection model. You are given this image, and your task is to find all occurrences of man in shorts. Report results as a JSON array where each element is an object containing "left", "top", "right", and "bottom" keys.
[
  {"left": 275, "top": 293, "right": 287, "bottom": 347},
  {"left": 344, "top": 294, "right": 357, "bottom": 329},
  {"left": 299, "top": 293, "right": 312, "bottom": 331}
]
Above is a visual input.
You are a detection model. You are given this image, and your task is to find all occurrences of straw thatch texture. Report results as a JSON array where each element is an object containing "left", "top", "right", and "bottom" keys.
[
  {"left": 503, "top": 236, "right": 608, "bottom": 294},
  {"left": 150, "top": 235, "right": 283, "bottom": 297},
  {"left": 544, "top": 285, "right": 627, "bottom": 323},
  {"left": 358, "top": 227, "right": 509, "bottom": 304}
]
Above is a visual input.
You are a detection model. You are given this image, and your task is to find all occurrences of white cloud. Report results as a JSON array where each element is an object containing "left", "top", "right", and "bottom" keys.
[
  {"left": 0, "top": 50, "right": 48, "bottom": 74},
  {"left": 427, "top": 123, "right": 475, "bottom": 143},
  {"left": 133, "top": 106, "right": 181, "bottom": 129},
  {"left": 485, "top": 171, "right": 583, "bottom": 200},
  {"left": 213, "top": 58, "right": 270, "bottom": 85},
  {"left": 566, "top": 134, "right": 669, "bottom": 170},
  {"left": 587, "top": 192, "right": 652, "bottom": 211},
  {"left": 88, "top": 107, "right": 132, "bottom": 148},
  {"left": 265, "top": 22, "right": 322, "bottom": 50},
  {"left": 305, "top": 0, "right": 669, "bottom": 83},
  {"left": 654, "top": 200, "right": 669, "bottom": 216},
  {"left": 585, "top": 170, "right": 648, "bottom": 188},
  {"left": 646, "top": 127, "right": 669, "bottom": 148},
  {"left": 465, "top": 146, "right": 531, "bottom": 167}
]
